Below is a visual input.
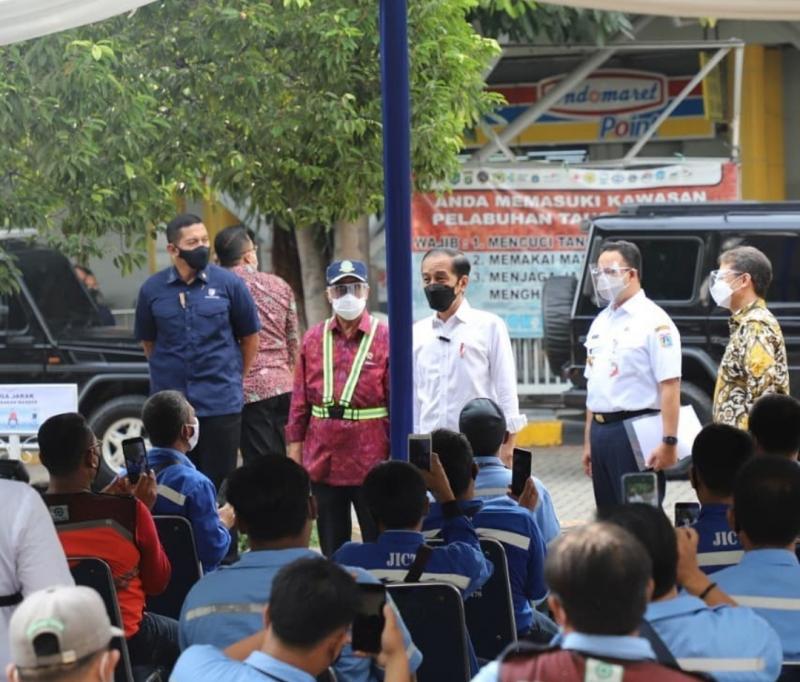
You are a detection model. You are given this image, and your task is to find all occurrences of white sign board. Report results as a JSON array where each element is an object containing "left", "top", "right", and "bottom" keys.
[{"left": 0, "top": 384, "right": 79, "bottom": 435}]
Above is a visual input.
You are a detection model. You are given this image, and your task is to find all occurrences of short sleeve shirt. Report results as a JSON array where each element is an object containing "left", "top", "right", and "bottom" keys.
[
  {"left": 134, "top": 264, "right": 260, "bottom": 417},
  {"left": 584, "top": 291, "right": 681, "bottom": 413}
]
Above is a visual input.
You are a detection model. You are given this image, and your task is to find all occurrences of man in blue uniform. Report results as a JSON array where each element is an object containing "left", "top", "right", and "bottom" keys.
[
  {"left": 714, "top": 456, "right": 800, "bottom": 662},
  {"left": 333, "top": 458, "right": 492, "bottom": 599},
  {"left": 173, "top": 557, "right": 412, "bottom": 682},
  {"left": 142, "top": 390, "right": 233, "bottom": 573},
  {"left": 135, "top": 213, "right": 260, "bottom": 489},
  {"left": 688, "top": 424, "right": 753, "bottom": 574},
  {"left": 459, "top": 398, "right": 560, "bottom": 544},
  {"left": 749, "top": 394, "right": 800, "bottom": 461},
  {"left": 422, "top": 429, "right": 547, "bottom": 637},
  {"left": 600, "top": 504, "right": 782, "bottom": 682},
  {"left": 178, "top": 455, "right": 421, "bottom": 682}
]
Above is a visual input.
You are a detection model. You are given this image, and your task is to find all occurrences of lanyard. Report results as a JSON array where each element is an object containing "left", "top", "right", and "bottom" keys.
[{"left": 322, "top": 316, "right": 379, "bottom": 407}]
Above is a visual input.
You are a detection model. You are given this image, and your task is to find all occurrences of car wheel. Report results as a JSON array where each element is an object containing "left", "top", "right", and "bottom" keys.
[
  {"left": 87, "top": 395, "right": 149, "bottom": 473},
  {"left": 542, "top": 276, "right": 578, "bottom": 376}
]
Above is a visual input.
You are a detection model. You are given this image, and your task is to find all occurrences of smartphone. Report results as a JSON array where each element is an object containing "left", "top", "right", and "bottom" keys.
[
  {"left": 408, "top": 434, "right": 432, "bottom": 471},
  {"left": 122, "top": 437, "right": 148, "bottom": 485},
  {"left": 351, "top": 583, "right": 386, "bottom": 654},
  {"left": 674, "top": 502, "right": 701, "bottom": 528},
  {"left": 511, "top": 448, "right": 532, "bottom": 497},
  {"left": 622, "top": 472, "right": 658, "bottom": 507}
]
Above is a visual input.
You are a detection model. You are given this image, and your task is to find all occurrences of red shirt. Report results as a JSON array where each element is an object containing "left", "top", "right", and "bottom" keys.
[
  {"left": 232, "top": 265, "right": 299, "bottom": 402},
  {"left": 286, "top": 312, "right": 389, "bottom": 486},
  {"left": 45, "top": 492, "right": 171, "bottom": 638}
]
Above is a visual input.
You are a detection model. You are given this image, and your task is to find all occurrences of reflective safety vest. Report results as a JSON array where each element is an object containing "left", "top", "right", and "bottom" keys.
[{"left": 310, "top": 316, "right": 388, "bottom": 421}]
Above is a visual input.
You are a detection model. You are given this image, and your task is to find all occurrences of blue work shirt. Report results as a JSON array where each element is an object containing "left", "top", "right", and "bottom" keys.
[
  {"left": 148, "top": 447, "right": 230, "bottom": 573},
  {"left": 333, "top": 514, "right": 493, "bottom": 600},
  {"left": 470, "top": 632, "right": 656, "bottom": 682},
  {"left": 691, "top": 503, "right": 743, "bottom": 575},
  {"left": 178, "top": 547, "right": 422, "bottom": 681},
  {"left": 135, "top": 264, "right": 260, "bottom": 417},
  {"left": 715, "top": 549, "right": 800, "bottom": 661},
  {"left": 473, "top": 456, "right": 561, "bottom": 545},
  {"left": 172, "top": 647, "right": 315, "bottom": 682},
  {"left": 422, "top": 497, "right": 546, "bottom": 634},
  {"left": 646, "top": 594, "right": 782, "bottom": 681}
]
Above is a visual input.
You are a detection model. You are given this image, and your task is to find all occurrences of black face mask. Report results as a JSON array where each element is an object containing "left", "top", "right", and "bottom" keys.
[
  {"left": 425, "top": 283, "right": 457, "bottom": 312},
  {"left": 178, "top": 246, "right": 210, "bottom": 271}
]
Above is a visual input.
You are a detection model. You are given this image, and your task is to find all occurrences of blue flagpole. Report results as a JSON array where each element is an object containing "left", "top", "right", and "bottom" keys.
[{"left": 379, "top": 0, "right": 413, "bottom": 460}]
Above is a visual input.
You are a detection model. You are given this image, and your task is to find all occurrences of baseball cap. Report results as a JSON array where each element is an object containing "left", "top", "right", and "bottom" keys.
[
  {"left": 326, "top": 259, "right": 368, "bottom": 285},
  {"left": 459, "top": 398, "right": 507, "bottom": 456},
  {"left": 9, "top": 586, "right": 122, "bottom": 671}
]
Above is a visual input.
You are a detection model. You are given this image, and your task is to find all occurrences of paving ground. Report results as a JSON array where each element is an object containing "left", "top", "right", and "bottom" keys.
[{"left": 536, "top": 444, "right": 697, "bottom": 528}]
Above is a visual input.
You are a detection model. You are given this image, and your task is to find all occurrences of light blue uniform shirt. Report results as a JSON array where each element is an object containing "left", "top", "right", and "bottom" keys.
[
  {"left": 178, "top": 547, "right": 422, "bottom": 681},
  {"left": 422, "top": 498, "right": 546, "bottom": 634},
  {"left": 473, "top": 456, "right": 561, "bottom": 545},
  {"left": 172, "top": 647, "right": 315, "bottom": 682},
  {"left": 646, "top": 594, "right": 782, "bottom": 681},
  {"left": 691, "top": 504, "right": 743, "bottom": 575},
  {"left": 470, "top": 632, "right": 656, "bottom": 682},
  {"left": 149, "top": 447, "right": 231, "bottom": 573},
  {"left": 715, "top": 549, "right": 800, "bottom": 661}
]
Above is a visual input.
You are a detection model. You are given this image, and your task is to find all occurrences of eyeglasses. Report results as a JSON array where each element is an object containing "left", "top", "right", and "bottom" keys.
[
  {"left": 709, "top": 269, "right": 742, "bottom": 286},
  {"left": 590, "top": 266, "right": 634, "bottom": 277},
  {"left": 328, "top": 282, "right": 368, "bottom": 299}
]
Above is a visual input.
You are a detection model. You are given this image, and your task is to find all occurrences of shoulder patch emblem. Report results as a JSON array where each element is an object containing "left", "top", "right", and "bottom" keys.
[{"left": 658, "top": 332, "right": 674, "bottom": 348}]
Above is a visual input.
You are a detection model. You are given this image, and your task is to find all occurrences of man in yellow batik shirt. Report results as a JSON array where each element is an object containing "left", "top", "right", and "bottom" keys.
[{"left": 710, "top": 246, "right": 789, "bottom": 429}]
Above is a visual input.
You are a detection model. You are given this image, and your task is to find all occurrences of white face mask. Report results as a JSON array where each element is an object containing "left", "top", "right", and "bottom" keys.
[
  {"left": 186, "top": 420, "right": 200, "bottom": 451},
  {"left": 331, "top": 293, "right": 366, "bottom": 321},
  {"left": 710, "top": 272, "right": 742, "bottom": 310},
  {"left": 594, "top": 273, "right": 628, "bottom": 305}
]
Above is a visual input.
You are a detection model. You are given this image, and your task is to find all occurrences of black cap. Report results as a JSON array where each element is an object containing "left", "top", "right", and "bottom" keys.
[{"left": 459, "top": 398, "right": 507, "bottom": 457}]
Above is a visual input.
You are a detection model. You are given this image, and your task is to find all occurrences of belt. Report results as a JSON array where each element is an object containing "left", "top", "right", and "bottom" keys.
[
  {"left": 311, "top": 405, "right": 388, "bottom": 420},
  {"left": 0, "top": 592, "right": 22, "bottom": 608},
  {"left": 593, "top": 409, "right": 659, "bottom": 425}
]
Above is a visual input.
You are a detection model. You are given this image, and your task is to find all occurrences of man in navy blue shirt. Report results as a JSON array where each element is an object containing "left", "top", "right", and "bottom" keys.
[
  {"left": 423, "top": 429, "right": 547, "bottom": 637},
  {"left": 749, "top": 393, "right": 800, "bottom": 461},
  {"left": 688, "top": 424, "right": 753, "bottom": 574},
  {"left": 459, "top": 398, "right": 560, "bottom": 544},
  {"left": 135, "top": 213, "right": 260, "bottom": 489},
  {"left": 142, "top": 390, "right": 233, "bottom": 573}
]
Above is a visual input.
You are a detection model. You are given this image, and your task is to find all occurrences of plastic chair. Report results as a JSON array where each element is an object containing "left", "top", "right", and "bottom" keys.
[
  {"left": 146, "top": 515, "right": 203, "bottom": 619},
  {"left": 387, "top": 582, "right": 471, "bottom": 682},
  {"left": 70, "top": 557, "right": 134, "bottom": 682},
  {"left": 464, "top": 538, "right": 517, "bottom": 660}
]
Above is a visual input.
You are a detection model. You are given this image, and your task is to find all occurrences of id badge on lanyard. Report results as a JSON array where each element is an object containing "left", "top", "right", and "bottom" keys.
[{"left": 584, "top": 657, "right": 624, "bottom": 682}]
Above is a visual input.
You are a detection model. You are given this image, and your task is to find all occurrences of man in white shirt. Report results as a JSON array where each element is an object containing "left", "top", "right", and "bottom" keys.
[
  {"left": 413, "top": 248, "right": 525, "bottom": 464},
  {"left": 1, "top": 479, "right": 74, "bottom": 669},
  {"left": 583, "top": 240, "right": 681, "bottom": 507}
]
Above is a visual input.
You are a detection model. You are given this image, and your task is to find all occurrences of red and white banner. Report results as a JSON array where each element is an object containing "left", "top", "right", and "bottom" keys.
[{"left": 410, "top": 161, "right": 739, "bottom": 337}]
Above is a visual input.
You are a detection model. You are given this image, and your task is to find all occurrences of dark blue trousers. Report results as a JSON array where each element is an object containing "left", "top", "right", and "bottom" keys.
[{"left": 589, "top": 419, "right": 665, "bottom": 510}]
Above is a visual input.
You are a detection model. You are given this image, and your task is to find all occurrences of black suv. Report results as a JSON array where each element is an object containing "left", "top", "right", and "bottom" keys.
[
  {"left": 543, "top": 202, "right": 800, "bottom": 423},
  {"left": 1, "top": 237, "right": 149, "bottom": 470}
]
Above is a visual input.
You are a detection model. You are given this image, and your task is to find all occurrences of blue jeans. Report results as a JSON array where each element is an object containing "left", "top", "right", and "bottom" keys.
[{"left": 127, "top": 611, "right": 179, "bottom": 682}]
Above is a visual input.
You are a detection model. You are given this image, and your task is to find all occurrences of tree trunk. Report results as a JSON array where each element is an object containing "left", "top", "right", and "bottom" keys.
[
  {"left": 333, "top": 215, "right": 370, "bottom": 262},
  {"left": 272, "top": 223, "right": 307, "bottom": 332},
  {"left": 295, "top": 224, "right": 330, "bottom": 328}
]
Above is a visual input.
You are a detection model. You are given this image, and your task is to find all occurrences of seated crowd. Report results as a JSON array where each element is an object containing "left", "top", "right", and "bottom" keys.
[{"left": 3, "top": 393, "right": 800, "bottom": 682}]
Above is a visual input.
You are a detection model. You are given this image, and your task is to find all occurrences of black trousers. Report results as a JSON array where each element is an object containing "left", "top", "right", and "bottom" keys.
[
  {"left": 311, "top": 482, "right": 378, "bottom": 557},
  {"left": 127, "top": 611, "right": 179, "bottom": 681},
  {"left": 240, "top": 392, "right": 291, "bottom": 464},
  {"left": 590, "top": 419, "right": 665, "bottom": 509},
  {"left": 189, "top": 412, "right": 241, "bottom": 493}
]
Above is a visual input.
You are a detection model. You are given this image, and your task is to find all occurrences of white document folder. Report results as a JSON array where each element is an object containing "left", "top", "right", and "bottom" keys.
[{"left": 623, "top": 405, "right": 703, "bottom": 470}]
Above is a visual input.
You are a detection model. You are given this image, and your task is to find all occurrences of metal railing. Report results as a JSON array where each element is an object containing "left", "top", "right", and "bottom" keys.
[{"left": 513, "top": 338, "right": 570, "bottom": 396}]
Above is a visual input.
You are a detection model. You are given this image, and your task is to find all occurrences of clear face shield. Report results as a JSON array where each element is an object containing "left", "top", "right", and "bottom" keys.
[{"left": 589, "top": 265, "right": 634, "bottom": 306}]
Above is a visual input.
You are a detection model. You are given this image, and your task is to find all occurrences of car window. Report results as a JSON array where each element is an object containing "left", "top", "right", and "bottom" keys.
[
  {"left": 577, "top": 234, "right": 702, "bottom": 314},
  {"left": 0, "top": 293, "right": 29, "bottom": 335},
  {"left": 737, "top": 234, "right": 800, "bottom": 305}
]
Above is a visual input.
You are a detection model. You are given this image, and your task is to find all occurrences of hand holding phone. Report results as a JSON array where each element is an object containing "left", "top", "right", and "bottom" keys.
[
  {"left": 351, "top": 583, "right": 386, "bottom": 654},
  {"left": 622, "top": 472, "right": 658, "bottom": 507},
  {"left": 511, "top": 448, "right": 532, "bottom": 497},
  {"left": 122, "top": 437, "right": 148, "bottom": 485},
  {"left": 408, "top": 434, "right": 432, "bottom": 471},
  {"left": 674, "top": 502, "right": 700, "bottom": 527}
]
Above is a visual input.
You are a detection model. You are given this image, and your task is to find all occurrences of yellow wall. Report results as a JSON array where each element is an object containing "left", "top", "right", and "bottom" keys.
[{"left": 740, "top": 45, "right": 786, "bottom": 200}]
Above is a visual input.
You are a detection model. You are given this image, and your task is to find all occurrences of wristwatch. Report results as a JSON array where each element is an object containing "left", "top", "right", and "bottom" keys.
[{"left": 662, "top": 436, "right": 678, "bottom": 446}]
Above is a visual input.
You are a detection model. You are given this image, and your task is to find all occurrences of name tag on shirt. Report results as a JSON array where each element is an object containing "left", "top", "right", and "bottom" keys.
[{"left": 585, "top": 658, "right": 624, "bottom": 682}]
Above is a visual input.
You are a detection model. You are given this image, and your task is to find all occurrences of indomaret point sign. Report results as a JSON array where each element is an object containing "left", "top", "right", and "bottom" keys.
[{"left": 411, "top": 161, "right": 739, "bottom": 338}]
